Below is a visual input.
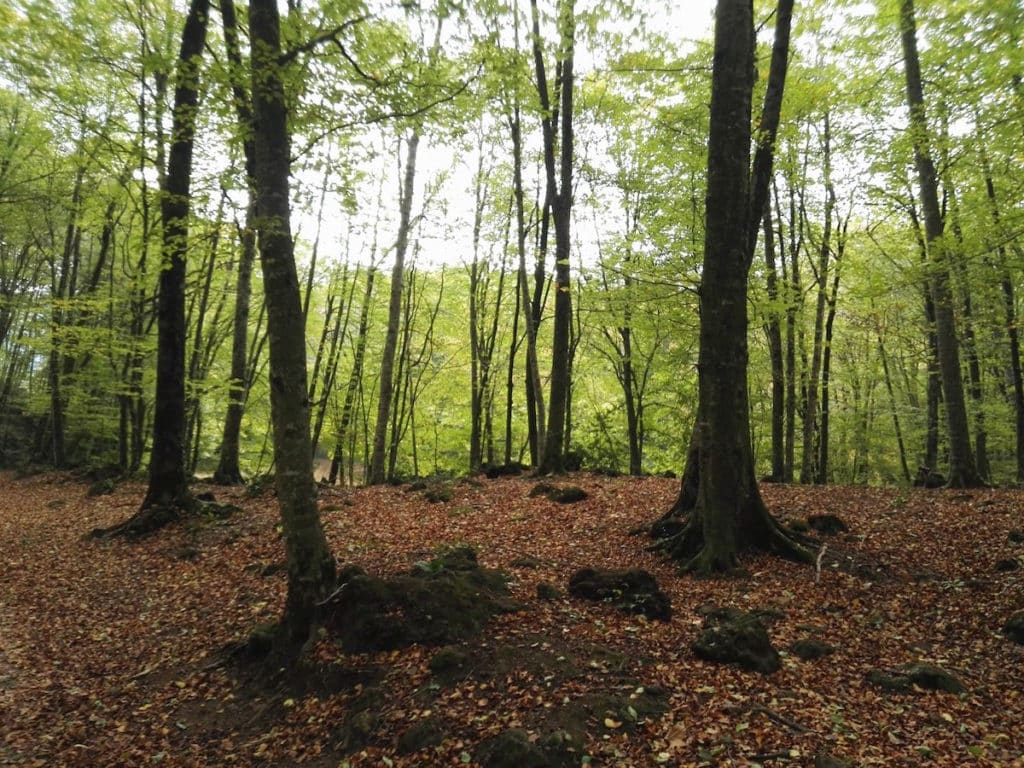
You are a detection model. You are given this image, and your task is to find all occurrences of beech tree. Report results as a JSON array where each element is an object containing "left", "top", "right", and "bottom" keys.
[
  {"left": 652, "top": 0, "right": 811, "bottom": 572},
  {"left": 96, "top": 0, "right": 210, "bottom": 537},
  {"left": 898, "top": 0, "right": 984, "bottom": 487},
  {"left": 249, "top": 0, "right": 336, "bottom": 648}
]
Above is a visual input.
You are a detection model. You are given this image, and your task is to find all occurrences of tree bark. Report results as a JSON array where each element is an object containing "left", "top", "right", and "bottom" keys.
[
  {"left": 213, "top": 0, "right": 258, "bottom": 485},
  {"left": 762, "top": 203, "right": 785, "bottom": 481},
  {"left": 250, "top": 0, "right": 335, "bottom": 648},
  {"left": 899, "top": 0, "right": 982, "bottom": 487},
  {"left": 654, "top": 0, "right": 809, "bottom": 573},
  {"left": 369, "top": 133, "right": 418, "bottom": 485},
  {"left": 94, "top": 0, "right": 209, "bottom": 538},
  {"left": 534, "top": 0, "right": 576, "bottom": 475},
  {"left": 979, "top": 147, "right": 1024, "bottom": 483}
]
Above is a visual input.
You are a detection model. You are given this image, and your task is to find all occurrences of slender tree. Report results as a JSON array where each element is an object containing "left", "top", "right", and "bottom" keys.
[
  {"left": 95, "top": 0, "right": 209, "bottom": 537},
  {"left": 249, "top": 0, "right": 336, "bottom": 648},
  {"left": 533, "top": 0, "right": 576, "bottom": 474},
  {"left": 213, "top": 0, "right": 258, "bottom": 485},
  {"left": 899, "top": 0, "right": 983, "bottom": 487}
]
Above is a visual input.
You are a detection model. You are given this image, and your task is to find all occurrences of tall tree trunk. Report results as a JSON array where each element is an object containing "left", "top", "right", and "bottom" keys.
[
  {"left": 249, "top": 0, "right": 335, "bottom": 649},
  {"left": 369, "top": 133, "right": 419, "bottom": 485},
  {"left": 509, "top": 105, "right": 544, "bottom": 464},
  {"left": 214, "top": 0, "right": 257, "bottom": 485},
  {"left": 817, "top": 220, "right": 844, "bottom": 484},
  {"left": 533, "top": 0, "right": 575, "bottom": 474},
  {"left": 939, "top": 119, "right": 988, "bottom": 481},
  {"left": 654, "top": 0, "right": 808, "bottom": 573},
  {"left": 899, "top": 0, "right": 982, "bottom": 487},
  {"left": 801, "top": 111, "right": 834, "bottom": 484},
  {"left": 878, "top": 328, "right": 912, "bottom": 484},
  {"left": 979, "top": 147, "right": 1024, "bottom": 483},
  {"left": 95, "top": 0, "right": 210, "bottom": 538},
  {"left": 329, "top": 266, "right": 376, "bottom": 485},
  {"left": 762, "top": 203, "right": 785, "bottom": 481},
  {"left": 48, "top": 163, "right": 84, "bottom": 468}
]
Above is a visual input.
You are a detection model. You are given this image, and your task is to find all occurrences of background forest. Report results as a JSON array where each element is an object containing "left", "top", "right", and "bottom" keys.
[{"left": 1, "top": 0, "right": 1022, "bottom": 487}]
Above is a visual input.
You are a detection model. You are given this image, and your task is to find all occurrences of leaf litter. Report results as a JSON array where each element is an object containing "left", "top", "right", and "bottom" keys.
[{"left": 0, "top": 471, "right": 1022, "bottom": 767}]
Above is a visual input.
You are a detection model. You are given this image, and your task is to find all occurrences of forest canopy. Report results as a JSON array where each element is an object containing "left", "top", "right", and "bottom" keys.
[{"left": 1, "top": 0, "right": 1022, "bottom": 488}]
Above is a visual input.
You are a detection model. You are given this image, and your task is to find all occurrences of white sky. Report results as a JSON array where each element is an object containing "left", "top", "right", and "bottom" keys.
[{"left": 296, "top": 1, "right": 720, "bottom": 273}]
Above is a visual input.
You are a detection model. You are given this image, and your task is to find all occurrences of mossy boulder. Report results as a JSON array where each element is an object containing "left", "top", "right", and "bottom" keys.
[
  {"left": 536, "top": 582, "right": 562, "bottom": 601},
  {"left": 568, "top": 568, "right": 671, "bottom": 620},
  {"left": 1003, "top": 611, "right": 1024, "bottom": 644},
  {"left": 323, "top": 546, "right": 516, "bottom": 652},
  {"left": 692, "top": 607, "right": 781, "bottom": 674},
  {"left": 866, "top": 664, "right": 965, "bottom": 694},
  {"left": 806, "top": 514, "right": 848, "bottom": 535},
  {"left": 476, "top": 729, "right": 550, "bottom": 768},
  {"left": 396, "top": 716, "right": 445, "bottom": 754},
  {"left": 788, "top": 637, "right": 835, "bottom": 660},
  {"left": 528, "top": 482, "right": 587, "bottom": 504},
  {"left": 427, "top": 645, "right": 472, "bottom": 683}
]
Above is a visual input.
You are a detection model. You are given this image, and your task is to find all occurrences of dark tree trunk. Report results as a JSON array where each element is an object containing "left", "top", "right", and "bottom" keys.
[
  {"left": 899, "top": 0, "right": 982, "bottom": 487},
  {"left": 329, "top": 267, "right": 376, "bottom": 485},
  {"left": 509, "top": 105, "right": 544, "bottom": 465},
  {"left": 818, "top": 255, "right": 841, "bottom": 484},
  {"left": 762, "top": 203, "right": 785, "bottom": 482},
  {"left": 878, "top": 330, "right": 912, "bottom": 484},
  {"left": 214, "top": 0, "right": 258, "bottom": 486},
  {"left": 654, "top": 0, "right": 809, "bottom": 573},
  {"left": 534, "top": 0, "right": 575, "bottom": 475},
  {"left": 249, "top": 0, "right": 335, "bottom": 649},
  {"left": 95, "top": 0, "right": 209, "bottom": 538},
  {"left": 801, "top": 112, "right": 834, "bottom": 484}
]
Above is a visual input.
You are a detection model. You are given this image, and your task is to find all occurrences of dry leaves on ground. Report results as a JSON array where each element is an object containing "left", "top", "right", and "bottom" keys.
[{"left": 0, "top": 471, "right": 1022, "bottom": 767}]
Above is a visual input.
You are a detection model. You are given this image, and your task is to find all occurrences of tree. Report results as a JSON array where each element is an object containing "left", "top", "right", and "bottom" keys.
[
  {"left": 652, "top": 0, "right": 810, "bottom": 573},
  {"left": 249, "top": 0, "right": 336, "bottom": 648},
  {"left": 532, "top": 0, "right": 576, "bottom": 474},
  {"left": 95, "top": 0, "right": 210, "bottom": 537},
  {"left": 213, "top": 0, "right": 259, "bottom": 486},
  {"left": 898, "top": 0, "right": 984, "bottom": 487}
]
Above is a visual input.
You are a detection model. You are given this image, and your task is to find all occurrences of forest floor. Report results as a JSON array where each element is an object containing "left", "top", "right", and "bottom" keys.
[{"left": 1, "top": 470, "right": 1022, "bottom": 768}]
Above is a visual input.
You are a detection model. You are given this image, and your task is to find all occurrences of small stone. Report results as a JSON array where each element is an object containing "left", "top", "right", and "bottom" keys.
[
  {"left": 806, "top": 514, "right": 848, "bottom": 535},
  {"left": 788, "top": 637, "right": 835, "bottom": 660},
  {"left": 536, "top": 582, "right": 561, "bottom": 601}
]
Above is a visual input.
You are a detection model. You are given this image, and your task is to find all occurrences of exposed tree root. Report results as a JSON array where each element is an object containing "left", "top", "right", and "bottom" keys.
[
  {"left": 212, "top": 467, "right": 245, "bottom": 486},
  {"left": 649, "top": 499, "right": 814, "bottom": 577},
  {"left": 88, "top": 499, "right": 193, "bottom": 540}
]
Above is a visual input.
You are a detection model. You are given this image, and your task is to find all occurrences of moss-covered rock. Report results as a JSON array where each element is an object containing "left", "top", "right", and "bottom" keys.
[
  {"left": 1003, "top": 611, "right": 1024, "bottom": 644},
  {"left": 536, "top": 582, "right": 562, "bottom": 601},
  {"left": 788, "top": 637, "right": 835, "bottom": 660},
  {"left": 692, "top": 607, "right": 780, "bottom": 674},
  {"left": 396, "top": 716, "right": 445, "bottom": 754},
  {"left": 568, "top": 568, "right": 671, "bottom": 620},
  {"left": 866, "top": 664, "right": 965, "bottom": 694},
  {"left": 427, "top": 645, "right": 472, "bottom": 683},
  {"left": 806, "top": 514, "right": 848, "bottom": 535},
  {"left": 323, "top": 547, "right": 516, "bottom": 652},
  {"left": 476, "top": 729, "right": 549, "bottom": 768},
  {"left": 528, "top": 482, "right": 587, "bottom": 503}
]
